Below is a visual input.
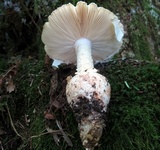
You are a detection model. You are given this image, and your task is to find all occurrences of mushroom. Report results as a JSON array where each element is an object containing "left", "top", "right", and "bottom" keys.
[{"left": 42, "top": 1, "right": 124, "bottom": 150}]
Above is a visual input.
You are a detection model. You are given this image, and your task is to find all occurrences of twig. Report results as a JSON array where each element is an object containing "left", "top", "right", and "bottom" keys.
[
  {"left": 6, "top": 105, "right": 22, "bottom": 138},
  {"left": 38, "top": 86, "right": 42, "bottom": 95},
  {"left": 30, "top": 130, "right": 61, "bottom": 139},
  {"left": 0, "top": 141, "right": 4, "bottom": 150},
  {"left": 2, "top": 65, "right": 16, "bottom": 79}
]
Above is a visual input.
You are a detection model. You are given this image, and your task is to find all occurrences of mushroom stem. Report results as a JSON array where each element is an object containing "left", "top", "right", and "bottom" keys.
[{"left": 75, "top": 38, "right": 94, "bottom": 73}]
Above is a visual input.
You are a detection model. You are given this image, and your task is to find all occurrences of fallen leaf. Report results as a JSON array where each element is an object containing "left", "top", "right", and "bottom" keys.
[
  {"left": 44, "top": 112, "right": 55, "bottom": 120},
  {"left": 56, "top": 120, "right": 73, "bottom": 147},
  {"left": 52, "top": 132, "right": 60, "bottom": 146},
  {"left": 52, "top": 100, "right": 60, "bottom": 108},
  {"left": 46, "top": 127, "right": 62, "bottom": 145},
  {"left": 6, "top": 78, "right": 15, "bottom": 93}
]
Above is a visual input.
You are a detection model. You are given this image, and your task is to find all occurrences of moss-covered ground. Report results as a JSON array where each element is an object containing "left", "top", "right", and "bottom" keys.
[
  {"left": 0, "top": 59, "right": 160, "bottom": 150},
  {"left": 0, "top": 0, "right": 160, "bottom": 150}
]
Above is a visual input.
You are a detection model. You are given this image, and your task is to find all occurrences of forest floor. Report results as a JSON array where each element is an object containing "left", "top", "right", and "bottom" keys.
[{"left": 0, "top": 0, "right": 160, "bottom": 150}]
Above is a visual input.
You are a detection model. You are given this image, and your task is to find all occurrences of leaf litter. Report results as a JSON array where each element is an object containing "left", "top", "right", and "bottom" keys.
[{"left": 0, "top": 57, "right": 20, "bottom": 93}]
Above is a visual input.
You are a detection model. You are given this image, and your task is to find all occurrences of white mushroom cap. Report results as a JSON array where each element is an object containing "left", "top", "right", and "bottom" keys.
[{"left": 42, "top": 1, "right": 124, "bottom": 64}]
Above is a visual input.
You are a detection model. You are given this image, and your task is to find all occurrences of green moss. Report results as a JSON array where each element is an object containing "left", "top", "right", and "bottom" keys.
[
  {"left": 97, "top": 60, "right": 160, "bottom": 150},
  {"left": 129, "top": 14, "right": 152, "bottom": 60},
  {"left": 1, "top": 59, "right": 160, "bottom": 149},
  {"left": 127, "top": 0, "right": 160, "bottom": 61},
  {"left": 0, "top": 0, "right": 160, "bottom": 149}
]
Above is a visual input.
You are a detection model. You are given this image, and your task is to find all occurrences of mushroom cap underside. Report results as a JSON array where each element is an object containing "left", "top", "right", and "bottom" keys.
[{"left": 42, "top": 1, "right": 124, "bottom": 63}]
